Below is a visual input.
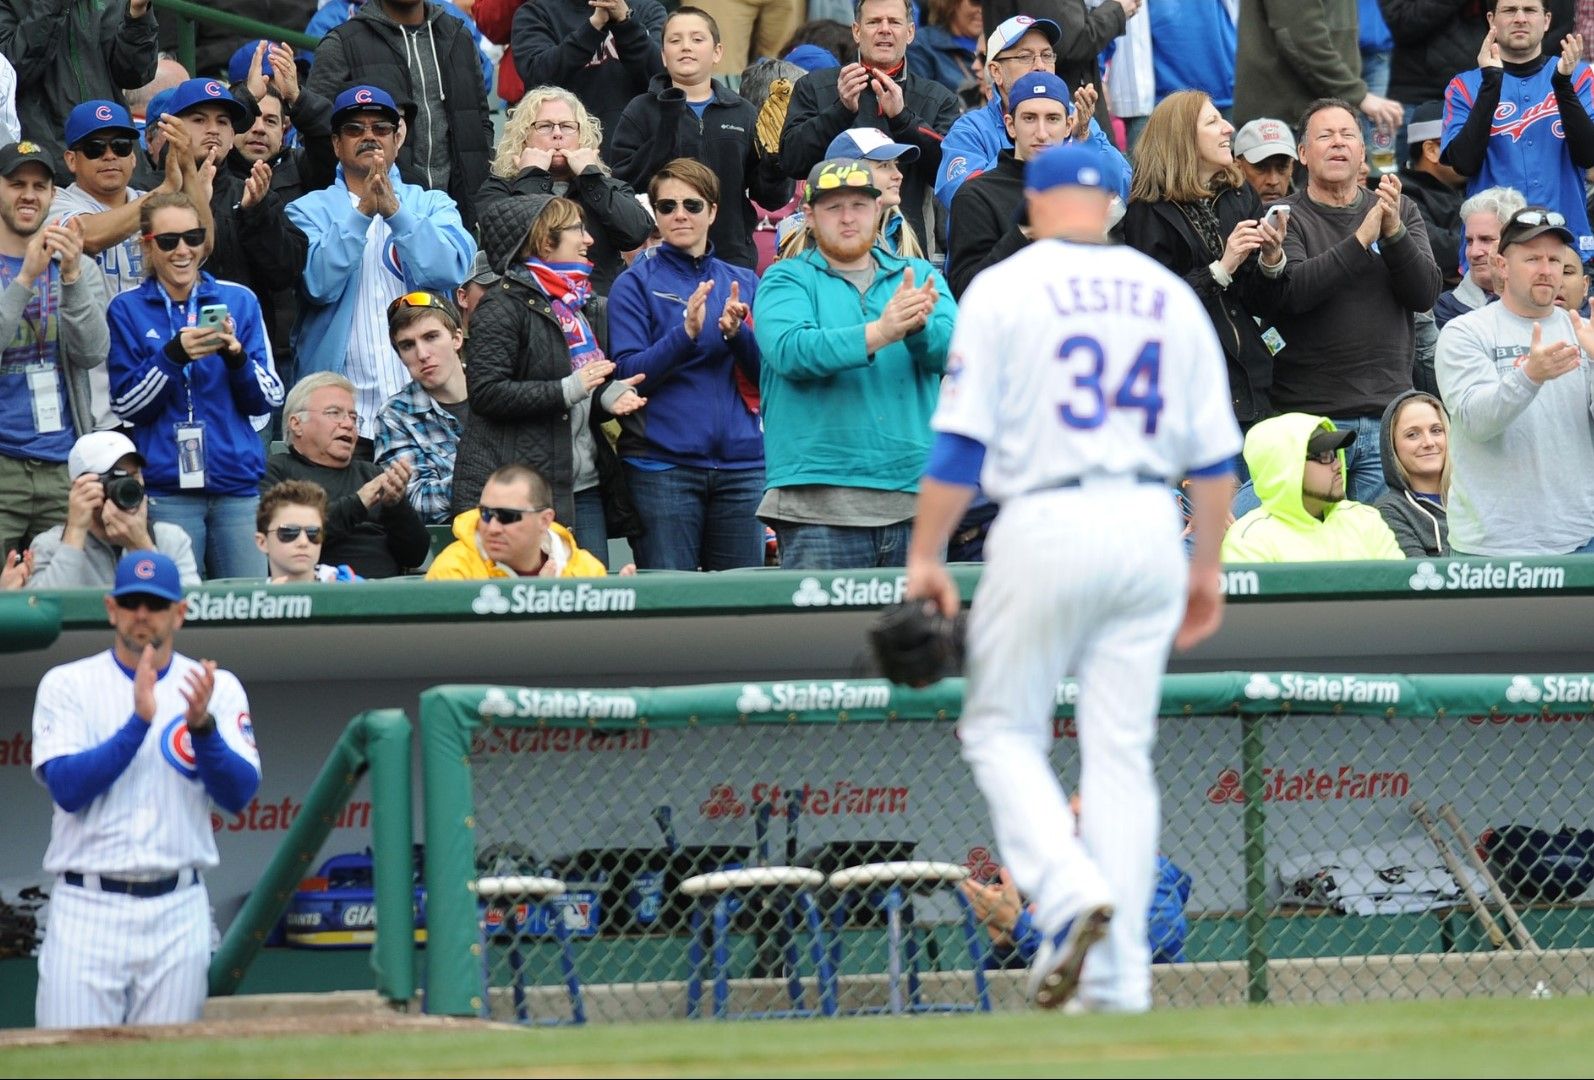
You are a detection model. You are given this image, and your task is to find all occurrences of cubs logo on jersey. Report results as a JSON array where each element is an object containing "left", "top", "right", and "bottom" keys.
[
  {"left": 160, "top": 716, "right": 198, "bottom": 779},
  {"left": 237, "top": 712, "right": 256, "bottom": 749}
]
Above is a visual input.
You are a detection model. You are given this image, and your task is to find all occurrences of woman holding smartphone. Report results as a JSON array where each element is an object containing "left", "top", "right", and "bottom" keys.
[
  {"left": 107, "top": 192, "right": 284, "bottom": 579},
  {"left": 1122, "top": 91, "right": 1290, "bottom": 430}
]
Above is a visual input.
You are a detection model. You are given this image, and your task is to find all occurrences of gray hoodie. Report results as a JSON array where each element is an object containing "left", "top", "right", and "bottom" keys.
[{"left": 1372, "top": 389, "right": 1450, "bottom": 557}]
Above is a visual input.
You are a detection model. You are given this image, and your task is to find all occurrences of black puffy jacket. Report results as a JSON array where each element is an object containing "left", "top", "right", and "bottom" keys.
[
  {"left": 451, "top": 196, "right": 640, "bottom": 536},
  {"left": 1122, "top": 184, "right": 1290, "bottom": 424},
  {"left": 300, "top": 1, "right": 493, "bottom": 227}
]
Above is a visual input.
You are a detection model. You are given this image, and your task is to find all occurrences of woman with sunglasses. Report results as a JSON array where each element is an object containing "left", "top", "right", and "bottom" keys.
[
  {"left": 1122, "top": 91, "right": 1289, "bottom": 430},
  {"left": 254, "top": 480, "right": 361, "bottom": 583},
  {"left": 607, "top": 158, "right": 766, "bottom": 570},
  {"left": 453, "top": 193, "right": 647, "bottom": 556},
  {"left": 478, "top": 87, "right": 654, "bottom": 295},
  {"left": 107, "top": 192, "right": 285, "bottom": 580}
]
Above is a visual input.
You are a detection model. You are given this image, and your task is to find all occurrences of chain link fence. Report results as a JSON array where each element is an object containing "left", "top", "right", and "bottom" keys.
[{"left": 415, "top": 675, "right": 1594, "bottom": 1023}]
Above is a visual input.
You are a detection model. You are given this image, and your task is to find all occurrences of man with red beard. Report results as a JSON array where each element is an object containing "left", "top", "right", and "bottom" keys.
[{"left": 751, "top": 157, "right": 956, "bottom": 570}]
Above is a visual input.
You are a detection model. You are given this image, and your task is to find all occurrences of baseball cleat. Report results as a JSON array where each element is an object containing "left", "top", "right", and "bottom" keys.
[{"left": 1028, "top": 902, "right": 1113, "bottom": 1010}]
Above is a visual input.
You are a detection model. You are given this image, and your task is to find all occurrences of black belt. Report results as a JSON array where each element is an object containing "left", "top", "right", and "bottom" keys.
[
  {"left": 64, "top": 870, "right": 197, "bottom": 897},
  {"left": 1050, "top": 471, "right": 1168, "bottom": 490}
]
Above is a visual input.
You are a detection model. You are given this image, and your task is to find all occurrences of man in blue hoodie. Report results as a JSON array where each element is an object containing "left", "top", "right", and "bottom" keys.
[{"left": 286, "top": 86, "right": 475, "bottom": 459}]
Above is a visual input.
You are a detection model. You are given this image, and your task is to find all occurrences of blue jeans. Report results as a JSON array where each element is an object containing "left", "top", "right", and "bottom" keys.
[
  {"left": 148, "top": 492, "right": 264, "bottom": 579},
  {"left": 625, "top": 464, "right": 765, "bottom": 571},
  {"left": 774, "top": 520, "right": 911, "bottom": 570},
  {"left": 571, "top": 486, "right": 608, "bottom": 562},
  {"left": 1572, "top": 535, "right": 1594, "bottom": 554}
]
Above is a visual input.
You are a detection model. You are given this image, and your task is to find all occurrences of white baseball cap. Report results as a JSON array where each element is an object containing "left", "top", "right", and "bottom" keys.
[
  {"left": 1232, "top": 118, "right": 1298, "bottom": 164},
  {"left": 68, "top": 430, "right": 143, "bottom": 479},
  {"left": 986, "top": 15, "right": 1061, "bottom": 60}
]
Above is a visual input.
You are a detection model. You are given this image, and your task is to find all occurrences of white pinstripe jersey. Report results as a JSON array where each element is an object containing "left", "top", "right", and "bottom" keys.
[
  {"left": 346, "top": 190, "right": 411, "bottom": 439},
  {"left": 934, "top": 239, "right": 1242, "bottom": 503},
  {"left": 32, "top": 650, "right": 260, "bottom": 876}
]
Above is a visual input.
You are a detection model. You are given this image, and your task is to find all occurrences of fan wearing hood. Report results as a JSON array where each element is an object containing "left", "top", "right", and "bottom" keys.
[
  {"left": 1221, "top": 413, "right": 1406, "bottom": 563},
  {"left": 1372, "top": 390, "right": 1451, "bottom": 556},
  {"left": 451, "top": 194, "right": 647, "bottom": 556}
]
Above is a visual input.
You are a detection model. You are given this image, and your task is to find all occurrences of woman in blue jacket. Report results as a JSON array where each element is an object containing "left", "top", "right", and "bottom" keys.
[
  {"left": 607, "top": 157, "right": 766, "bottom": 570},
  {"left": 108, "top": 193, "right": 285, "bottom": 579}
]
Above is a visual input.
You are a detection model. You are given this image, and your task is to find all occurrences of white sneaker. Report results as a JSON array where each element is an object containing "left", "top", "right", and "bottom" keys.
[{"left": 1026, "top": 903, "right": 1114, "bottom": 1010}]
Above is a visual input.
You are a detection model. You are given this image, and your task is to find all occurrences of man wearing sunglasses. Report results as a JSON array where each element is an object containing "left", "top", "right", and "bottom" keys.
[
  {"left": 30, "top": 549, "right": 259, "bottom": 1028},
  {"left": 255, "top": 479, "right": 360, "bottom": 583},
  {"left": 1223, "top": 414, "right": 1405, "bottom": 562},
  {"left": 55, "top": 101, "right": 158, "bottom": 302},
  {"left": 287, "top": 84, "right": 476, "bottom": 455},
  {"left": 16, "top": 430, "right": 200, "bottom": 592},
  {"left": 427, "top": 462, "right": 630, "bottom": 579}
]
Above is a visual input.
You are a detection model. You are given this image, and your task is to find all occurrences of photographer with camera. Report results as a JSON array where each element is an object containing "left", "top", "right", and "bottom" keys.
[{"left": 8, "top": 431, "right": 200, "bottom": 591}]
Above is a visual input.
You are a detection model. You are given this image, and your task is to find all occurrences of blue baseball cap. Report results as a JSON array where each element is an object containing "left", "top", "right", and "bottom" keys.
[
  {"left": 145, "top": 89, "right": 176, "bottom": 130},
  {"left": 1007, "top": 72, "right": 1071, "bottom": 113},
  {"left": 110, "top": 551, "right": 185, "bottom": 603},
  {"left": 1025, "top": 141, "right": 1116, "bottom": 195},
  {"left": 332, "top": 85, "right": 402, "bottom": 127},
  {"left": 228, "top": 40, "right": 273, "bottom": 85},
  {"left": 784, "top": 43, "right": 840, "bottom": 72},
  {"left": 158, "top": 78, "right": 250, "bottom": 131},
  {"left": 65, "top": 101, "right": 137, "bottom": 149},
  {"left": 825, "top": 127, "right": 920, "bottom": 164}
]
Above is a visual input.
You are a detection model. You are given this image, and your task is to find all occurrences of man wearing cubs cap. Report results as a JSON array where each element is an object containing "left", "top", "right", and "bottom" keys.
[
  {"left": 6, "top": 430, "right": 199, "bottom": 592},
  {"left": 936, "top": 14, "right": 1128, "bottom": 210},
  {"left": 947, "top": 71, "right": 1082, "bottom": 298},
  {"left": 286, "top": 85, "right": 476, "bottom": 452},
  {"left": 751, "top": 156, "right": 956, "bottom": 570},
  {"left": 0, "top": 140, "right": 112, "bottom": 562},
  {"left": 985, "top": 0, "right": 1139, "bottom": 130},
  {"left": 30, "top": 550, "right": 259, "bottom": 1028}
]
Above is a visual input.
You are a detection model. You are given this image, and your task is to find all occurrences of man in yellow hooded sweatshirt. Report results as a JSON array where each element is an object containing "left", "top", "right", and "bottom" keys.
[
  {"left": 427, "top": 463, "right": 629, "bottom": 579},
  {"left": 1222, "top": 414, "right": 1406, "bottom": 563}
]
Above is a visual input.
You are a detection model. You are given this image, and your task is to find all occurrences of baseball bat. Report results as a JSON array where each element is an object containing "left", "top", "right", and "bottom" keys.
[
  {"left": 785, "top": 788, "right": 800, "bottom": 866},
  {"left": 755, "top": 800, "right": 772, "bottom": 867},
  {"left": 1411, "top": 800, "right": 1508, "bottom": 949},
  {"left": 1439, "top": 803, "right": 1539, "bottom": 952}
]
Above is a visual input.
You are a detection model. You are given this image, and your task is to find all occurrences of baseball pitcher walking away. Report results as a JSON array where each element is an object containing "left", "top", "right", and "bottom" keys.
[
  {"left": 903, "top": 142, "right": 1242, "bottom": 1013},
  {"left": 31, "top": 552, "right": 261, "bottom": 1028}
]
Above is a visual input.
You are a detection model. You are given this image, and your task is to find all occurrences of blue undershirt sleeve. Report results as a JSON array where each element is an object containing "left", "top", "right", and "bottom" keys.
[
  {"left": 191, "top": 726, "right": 260, "bottom": 813},
  {"left": 924, "top": 431, "right": 987, "bottom": 488},
  {"left": 1186, "top": 455, "right": 1238, "bottom": 479},
  {"left": 38, "top": 715, "right": 150, "bottom": 813}
]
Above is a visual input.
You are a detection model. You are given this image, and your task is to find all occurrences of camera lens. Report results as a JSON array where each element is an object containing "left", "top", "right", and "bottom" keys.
[{"left": 102, "top": 473, "right": 145, "bottom": 512}]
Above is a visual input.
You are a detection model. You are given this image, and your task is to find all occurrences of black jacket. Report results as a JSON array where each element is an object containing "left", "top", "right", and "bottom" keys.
[
  {"left": 301, "top": 0, "right": 494, "bottom": 228},
  {"left": 1122, "top": 185, "right": 1290, "bottom": 423},
  {"left": 0, "top": 0, "right": 159, "bottom": 182},
  {"left": 778, "top": 63, "right": 961, "bottom": 250},
  {"left": 263, "top": 447, "right": 431, "bottom": 578},
  {"left": 1380, "top": 0, "right": 1572, "bottom": 107},
  {"left": 452, "top": 196, "right": 641, "bottom": 535},
  {"left": 609, "top": 75, "right": 792, "bottom": 271},
  {"left": 204, "top": 161, "right": 309, "bottom": 372},
  {"left": 476, "top": 165, "right": 655, "bottom": 296},
  {"left": 946, "top": 150, "right": 1028, "bottom": 299},
  {"left": 1399, "top": 165, "right": 1465, "bottom": 285},
  {"left": 511, "top": 0, "right": 666, "bottom": 155},
  {"left": 983, "top": 0, "right": 1120, "bottom": 131}
]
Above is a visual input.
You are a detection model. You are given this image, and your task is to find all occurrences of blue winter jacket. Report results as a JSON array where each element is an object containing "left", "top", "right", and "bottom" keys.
[
  {"left": 305, "top": 0, "right": 493, "bottom": 95},
  {"left": 108, "top": 274, "right": 284, "bottom": 498},
  {"left": 608, "top": 243, "right": 765, "bottom": 471},
  {"left": 286, "top": 164, "right": 477, "bottom": 379},
  {"left": 935, "top": 92, "right": 1129, "bottom": 210},
  {"left": 1151, "top": 0, "right": 1237, "bottom": 108}
]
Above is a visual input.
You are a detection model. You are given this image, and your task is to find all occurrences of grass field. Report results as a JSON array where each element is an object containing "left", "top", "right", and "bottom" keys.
[{"left": 2, "top": 996, "right": 1590, "bottom": 1078}]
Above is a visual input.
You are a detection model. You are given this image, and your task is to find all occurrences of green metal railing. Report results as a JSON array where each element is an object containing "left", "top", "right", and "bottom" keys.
[
  {"left": 209, "top": 708, "right": 414, "bottom": 1003},
  {"left": 151, "top": 0, "right": 318, "bottom": 76}
]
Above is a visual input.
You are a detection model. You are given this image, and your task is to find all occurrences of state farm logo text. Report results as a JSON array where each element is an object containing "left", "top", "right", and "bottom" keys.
[
  {"left": 1207, "top": 764, "right": 1411, "bottom": 804},
  {"left": 699, "top": 780, "right": 910, "bottom": 818}
]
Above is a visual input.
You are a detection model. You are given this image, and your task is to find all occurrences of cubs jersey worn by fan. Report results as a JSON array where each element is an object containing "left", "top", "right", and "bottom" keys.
[
  {"left": 32, "top": 650, "right": 260, "bottom": 875},
  {"left": 1442, "top": 60, "right": 1594, "bottom": 259},
  {"left": 934, "top": 240, "right": 1243, "bottom": 497}
]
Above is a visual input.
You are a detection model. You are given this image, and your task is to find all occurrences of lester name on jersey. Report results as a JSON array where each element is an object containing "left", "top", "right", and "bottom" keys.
[{"left": 1443, "top": 58, "right": 1594, "bottom": 259}]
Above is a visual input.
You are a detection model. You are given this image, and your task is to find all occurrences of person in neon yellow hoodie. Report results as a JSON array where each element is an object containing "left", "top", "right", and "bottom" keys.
[
  {"left": 1222, "top": 414, "right": 1406, "bottom": 562},
  {"left": 427, "top": 463, "right": 634, "bottom": 579}
]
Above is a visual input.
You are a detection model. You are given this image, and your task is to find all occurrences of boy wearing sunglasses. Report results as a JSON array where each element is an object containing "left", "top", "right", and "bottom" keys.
[
  {"left": 1222, "top": 414, "right": 1405, "bottom": 562},
  {"left": 254, "top": 480, "right": 360, "bottom": 583},
  {"left": 426, "top": 463, "right": 633, "bottom": 579}
]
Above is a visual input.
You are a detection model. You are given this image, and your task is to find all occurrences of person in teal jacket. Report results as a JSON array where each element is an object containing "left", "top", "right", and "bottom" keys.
[{"left": 752, "top": 157, "right": 957, "bottom": 570}]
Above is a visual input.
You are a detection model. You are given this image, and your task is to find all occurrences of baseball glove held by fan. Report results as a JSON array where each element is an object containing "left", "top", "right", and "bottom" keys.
[
  {"left": 869, "top": 600, "right": 966, "bottom": 687},
  {"left": 755, "top": 78, "right": 792, "bottom": 157}
]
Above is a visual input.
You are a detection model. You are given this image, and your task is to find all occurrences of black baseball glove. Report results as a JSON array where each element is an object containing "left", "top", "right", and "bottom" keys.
[{"left": 868, "top": 600, "right": 967, "bottom": 687}]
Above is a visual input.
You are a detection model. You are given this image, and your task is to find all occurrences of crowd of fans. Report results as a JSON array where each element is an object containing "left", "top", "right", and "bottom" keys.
[{"left": 2, "top": 0, "right": 1594, "bottom": 592}]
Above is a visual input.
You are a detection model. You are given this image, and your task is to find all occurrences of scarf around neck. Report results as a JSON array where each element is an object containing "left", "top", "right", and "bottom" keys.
[{"left": 525, "top": 257, "right": 605, "bottom": 369}]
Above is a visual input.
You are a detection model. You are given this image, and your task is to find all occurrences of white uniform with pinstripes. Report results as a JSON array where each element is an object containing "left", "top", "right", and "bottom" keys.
[
  {"left": 31, "top": 649, "right": 259, "bottom": 1028},
  {"left": 345, "top": 191, "right": 411, "bottom": 441},
  {"left": 934, "top": 239, "right": 1241, "bottom": 1012}
]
